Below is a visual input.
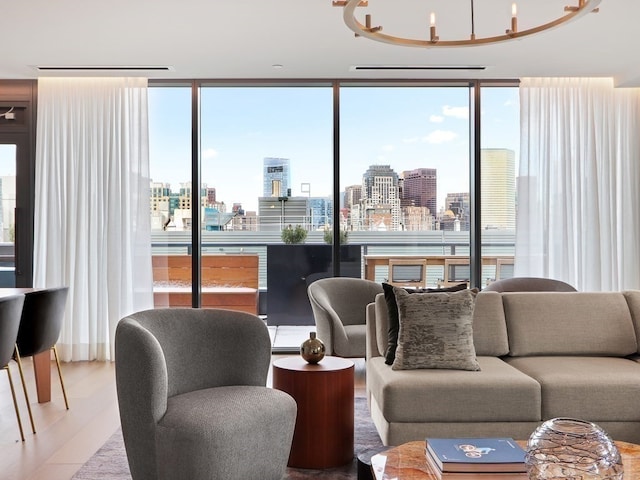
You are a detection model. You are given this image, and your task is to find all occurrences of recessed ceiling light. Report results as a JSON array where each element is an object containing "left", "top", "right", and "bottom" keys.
[
  {"left": 350, "top": 65, "right": 487, "bottom": 71},
  {"left": 34, "top": 66, "right": 175, "bottom": 71},
  {"left": 272, "top": 64, "right": 284, "bottom": 69}
]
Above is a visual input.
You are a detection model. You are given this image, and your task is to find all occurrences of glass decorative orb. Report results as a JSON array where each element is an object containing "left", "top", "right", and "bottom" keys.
[
  {"left": 526, "top": 417, "right": 623, "bottom": 480},
  {"left": 300, "top": 331, "right": 325, "bottom": 364}
]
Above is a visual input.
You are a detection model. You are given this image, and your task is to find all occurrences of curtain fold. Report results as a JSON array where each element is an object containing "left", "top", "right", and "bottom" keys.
[
  {"left": 516, "top": 77, "right": 640, "bottom": 291},
  {"left": 34, "top": 77, "right": 154, "bottom": 361}
]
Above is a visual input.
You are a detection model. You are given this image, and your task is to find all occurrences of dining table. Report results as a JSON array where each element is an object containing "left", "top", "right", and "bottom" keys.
[{"left": 1, "top": 287, "right": 51, "bottom": 403}]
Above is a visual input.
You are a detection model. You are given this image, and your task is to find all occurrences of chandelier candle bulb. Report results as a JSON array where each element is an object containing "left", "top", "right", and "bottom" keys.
[
  {"left": 511, "top": 3, "right": 518, "bottom": 33},
  {"left": 429, "top": 12, "right": 439, "bottom": 42}
]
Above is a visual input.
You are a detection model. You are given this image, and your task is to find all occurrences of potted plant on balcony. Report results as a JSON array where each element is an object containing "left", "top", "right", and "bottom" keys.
[
  {"left": 281, "top": 224, "right": 308, "bottom": 244},
  {"left": 323, "top": 228, "right": 349, "bottom": 245}
]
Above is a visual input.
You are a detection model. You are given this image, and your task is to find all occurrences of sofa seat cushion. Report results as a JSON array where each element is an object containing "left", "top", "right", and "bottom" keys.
[
  {"left": 504, "top": 356, "right": 640, "bottom": 421},
  {"left": 367, "top": 356, "right": 540, "bottom": 423}
]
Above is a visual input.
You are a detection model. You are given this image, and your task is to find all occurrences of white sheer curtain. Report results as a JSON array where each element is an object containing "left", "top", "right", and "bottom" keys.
[
  {"left": 515, "top": 77, "right": 640, "bottom": 291},
  {"left": 34, "top": 77, "right": 154, "bottom": 361}
]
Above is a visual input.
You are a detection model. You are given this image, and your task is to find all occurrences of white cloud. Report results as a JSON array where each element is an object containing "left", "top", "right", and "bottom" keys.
[
  {"left": 423, "top": 130, "right": 458, "bottom": 144},
  {"left": 442, "top": 105, "right": 469, "bottom": 119},
  {"left": 430, "top": 114, "right": 444, "bottom": 123},
  {"left": 402, "top": 137, "right": 420, "bottom": 143},
  {"left": 382, "top": 144, "right": 394, "bottom": 152},
  {"left": 202, "top": 148, "right": 218, "bottom": 159}
]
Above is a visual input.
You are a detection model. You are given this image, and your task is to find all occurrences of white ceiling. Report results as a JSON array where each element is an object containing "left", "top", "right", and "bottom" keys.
[{"left": 2, "top": 0, "right": 638, "bottom": 86}]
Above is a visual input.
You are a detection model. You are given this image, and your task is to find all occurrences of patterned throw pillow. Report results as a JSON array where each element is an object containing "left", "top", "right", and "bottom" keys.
[
  {"left": 391, "top": 287, "right": 480, "bottom": 371},
  {"left": 382, "top": 282, "right": 468, "bottom": 365}
]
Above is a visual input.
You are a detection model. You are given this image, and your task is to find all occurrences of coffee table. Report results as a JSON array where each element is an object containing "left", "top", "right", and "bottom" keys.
[
  {"left": 272, "top": 356, "right": 354, "bottom": 469},
  {"left": 371, "top": 440, "right": 640, "bottom": 479}
]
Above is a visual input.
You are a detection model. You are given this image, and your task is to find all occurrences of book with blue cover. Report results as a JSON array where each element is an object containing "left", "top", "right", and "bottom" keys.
[{"left": 425, "top": 438, "right": 527, "bottom": 473}]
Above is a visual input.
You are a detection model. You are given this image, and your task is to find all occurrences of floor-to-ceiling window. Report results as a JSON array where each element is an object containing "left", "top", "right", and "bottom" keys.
[
  {"left": 480, "top": 85, "right": 520, "bottom": 286},
  {"left": 199, "top": 85, "right": 333, "bottom": 324},
  {"left": 340, "top": 86, "right": 471, "bottom": 288},
  {"left": 147, "top": 80, "right": 520, "bottom": 324},
  {"left": 148, "top": 86, "right": 193, "bottom": 308},
  {"left": 0, "top": 144, "right": 16, "bottom": 287}
]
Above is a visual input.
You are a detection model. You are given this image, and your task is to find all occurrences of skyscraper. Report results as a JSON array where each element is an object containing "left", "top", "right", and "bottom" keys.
[
  {"left": 442, "top": 192, "right": 470, "bottom": 231},
  {"left": 361, "top": 165, "right": 401, "bottom": 231},
  {"left": 401, "top": 168, "right": 437, "bottom": 215},
  {"left": 343, "top": 184, "right": 362, "bottom": 210},
  {"left": 481, "top": 149, "right": 516, "bottom": 230},
  {"left": 263, "top": 157, "right": 291, "bottom": 197}
]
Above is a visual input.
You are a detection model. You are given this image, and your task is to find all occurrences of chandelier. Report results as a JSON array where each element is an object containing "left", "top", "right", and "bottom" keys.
[{"left": 332, "top": 0, "right": 601, "bottom": 48}]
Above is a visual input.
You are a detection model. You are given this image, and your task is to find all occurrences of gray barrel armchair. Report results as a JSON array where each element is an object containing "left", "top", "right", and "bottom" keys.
[
  {"left": 308, "top": 277, "right": 383, "bottom": 357},
  {"left": 115, "top": 308, "right": 297, "bottom": 480}
]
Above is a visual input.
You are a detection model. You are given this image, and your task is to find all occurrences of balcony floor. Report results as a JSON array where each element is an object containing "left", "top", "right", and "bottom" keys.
[{"left": 268, "top": 325, "right": 315, "bottom": 353}]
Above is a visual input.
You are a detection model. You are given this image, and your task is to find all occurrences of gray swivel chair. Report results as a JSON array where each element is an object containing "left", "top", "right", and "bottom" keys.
[
  {"left": 307, "top": 277, "right": 383, "bottom": 357},
  {"left": 483, "top": 276, "right": 577, "bottom": 292},
  {"left": 115, "top": 308, "right": 297, "bottom": 480}
]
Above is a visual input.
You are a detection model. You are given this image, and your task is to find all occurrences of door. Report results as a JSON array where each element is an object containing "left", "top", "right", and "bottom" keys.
[{"left": 0, "top": 133, "right": 33, "bottom": 287}]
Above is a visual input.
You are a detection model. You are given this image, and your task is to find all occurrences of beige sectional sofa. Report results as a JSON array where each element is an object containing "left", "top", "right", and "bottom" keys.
[{"left": 365, "top": 290, "right": 640, "bottom": 446}]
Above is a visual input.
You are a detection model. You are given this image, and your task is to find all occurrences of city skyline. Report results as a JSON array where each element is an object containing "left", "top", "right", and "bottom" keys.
[
  {"left": 149, "top": 146, "right": 516, "bottom": 232},
  {"left": 149, "top": 86, "right": 520, "bottom": 213},
  {"left": 150, "top": 147, "right": 515, "bottom": 211}
]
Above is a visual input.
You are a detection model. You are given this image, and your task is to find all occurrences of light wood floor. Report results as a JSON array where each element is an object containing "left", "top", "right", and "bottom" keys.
[{"left": 0, "top": 355, "right": 366, "bottom": 480}]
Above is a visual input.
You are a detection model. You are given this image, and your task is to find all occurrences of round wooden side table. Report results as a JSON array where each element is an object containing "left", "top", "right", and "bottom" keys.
[{"left": 272, "top": 355, "right": 355, "bottom": 469}]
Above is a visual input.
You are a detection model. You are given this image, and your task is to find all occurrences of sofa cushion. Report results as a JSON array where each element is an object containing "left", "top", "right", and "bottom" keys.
[
  {"left": 367, "top": 356, "right": 541, "bottom": 423},
  {"left": 381, "top": 282, "right": 468, "bottom": 365},
  {"left": 503, "top": 292, "right": 637, "bottom": 356},
  {"left": 472, "top": 291, "right": 510, "bottom": 356},
  {"left": 373, "top": 291, "right": 509, "bottom": 358},
  {"left": 623, "top": 290, "right": 640, "bottom": 354},
  {"left": 504, "top": 356, "right": 640, "bottom": 421},
  {"left": 391, "top": 287, "right": 480, "bottom": 371}
]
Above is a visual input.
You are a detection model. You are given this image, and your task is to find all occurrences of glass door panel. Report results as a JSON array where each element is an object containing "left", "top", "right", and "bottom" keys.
[
  {"left": 199, "top": 86, "right": 333, "bottom": 325},
  {"left": 340, "top": 86, "right": 471, "bottom": 288},
  {"left": 480, "top": 86, "right": 519, "bottom": 288},
  {"left": 0, "top": 144, "right": 16, "bottom": 286},
  {"left": 148, "top": 86, "right": 193, "bottom": 308}
]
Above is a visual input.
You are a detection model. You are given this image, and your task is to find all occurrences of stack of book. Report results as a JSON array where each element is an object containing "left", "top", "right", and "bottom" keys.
[{"left": 425, "top": 437, "right": 529, "bottom": 479}]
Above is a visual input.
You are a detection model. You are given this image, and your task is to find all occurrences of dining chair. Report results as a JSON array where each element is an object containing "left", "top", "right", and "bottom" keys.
[
  {"left": 0, "top": 294, "right": 28, "bottom": 441},
  {"left": 14, "top": 287, "right": 70, "bottom": 430}
]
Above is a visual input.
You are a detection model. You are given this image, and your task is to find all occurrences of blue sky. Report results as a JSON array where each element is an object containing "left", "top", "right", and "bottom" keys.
[
  {"left": 149, "top": 85, "right": 519, "bottom": 213},
  {"left": 0, "top": 85, "right": 519, "bottom": 213}
]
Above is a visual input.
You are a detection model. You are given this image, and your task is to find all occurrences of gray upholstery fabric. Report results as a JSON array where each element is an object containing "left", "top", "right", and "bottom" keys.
[
  {"left": 391, "top": 288, "right": 480, "bottom": 371},
  {"left": 308, "top": 277, "right": 383, "bottom": 356},
  {"left": 623, "top": 290, "right": 640, "bottom": 354},
  {"left": 504, "top": 356, "right": 640, "bottom": 421},
  {"left": 365, "top": 289, "right": 640, "bottom": 447},
  {"left": 367, "top": 356, "right": 540, "bottom": 423},
  {"left": 483, "top": 277, "right": 577, "bottom": 292},
  {"left": 503, "top": 292, "right": 637, "bottom": 356},
  {"left": 371, "top": 291, "right": 508, "bottom": 358},
  {"left": 115, "top": 308, "right": 297, "bottom": 480}
]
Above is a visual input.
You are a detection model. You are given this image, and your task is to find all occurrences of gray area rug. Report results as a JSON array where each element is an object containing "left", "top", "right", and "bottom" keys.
[{"left": 72, "top": 396, "right": 383, "bottom": 480}]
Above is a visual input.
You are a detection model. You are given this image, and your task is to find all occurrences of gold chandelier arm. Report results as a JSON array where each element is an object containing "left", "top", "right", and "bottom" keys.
[{"left": 337, "top": 0, "right": 602, "bottom": 48}]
